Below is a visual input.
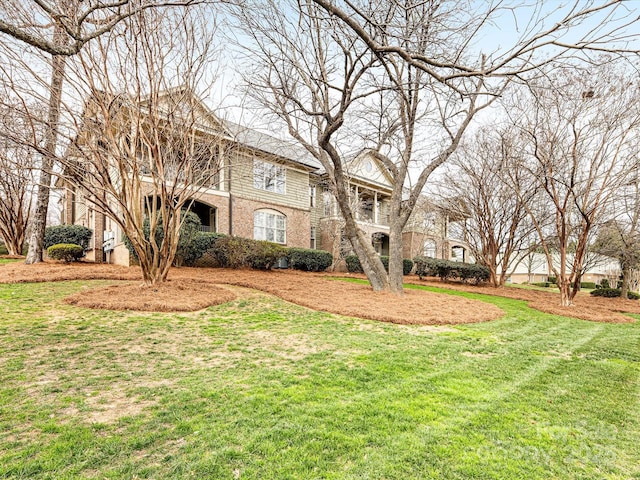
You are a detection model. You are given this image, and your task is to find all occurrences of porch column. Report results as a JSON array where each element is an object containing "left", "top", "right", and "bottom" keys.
[
  {"left": 355, "top": 185, "right": 359, "bottom": 220},
  {"left": 373, "top": 191, "right": 378, "bottom": 224}
]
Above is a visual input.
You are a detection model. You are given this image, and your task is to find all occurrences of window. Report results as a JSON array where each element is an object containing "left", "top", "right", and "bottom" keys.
[
  {"left": 254, "top": 210, "right": 286, "bottom": 244},
  {"left": 254, "top": 159, "right": 286, "bottom": 194},
  {"left": 310, "top": 226, "right": 316, "bottom": 249},
  {"left": 310, "top": 185, "right": 316, "bottom": 207},
  {"left": 423, "top": 239, "right": 437, "bottom": 258},
  {"left": 323, "top": 188, "right": 333, "bottom": 216}
]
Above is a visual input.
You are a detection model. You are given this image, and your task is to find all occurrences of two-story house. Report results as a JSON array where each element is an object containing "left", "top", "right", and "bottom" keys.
[{"left": 58, "top": 89, "right": 468, "bottom": 268}]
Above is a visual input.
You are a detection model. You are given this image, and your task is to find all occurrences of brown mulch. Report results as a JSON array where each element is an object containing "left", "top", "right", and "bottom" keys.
[
  {"left": 410, "top": 278, "right": 639, "bottom": 324},
  {"left": 0, "top": 260, "right": 637, "bottom": 323},
  {"left": 64, "top": 278, "right": 236, "bottom": 312},
  {"left": 174, "top": 268, "right": 503, "bottom": 325},
  {"left": 0, "top": 261, "right": 502, "bottom": 325}
]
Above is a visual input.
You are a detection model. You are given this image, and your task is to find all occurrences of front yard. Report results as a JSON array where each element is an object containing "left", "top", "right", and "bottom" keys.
[{"left": 1, "top": 275, "right": 639, "bottom": 479}]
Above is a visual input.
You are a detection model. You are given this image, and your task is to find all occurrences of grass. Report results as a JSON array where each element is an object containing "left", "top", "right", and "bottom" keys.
[
  {"left": 1, "top": 280, "right": 639, "bottom": 479},
  {"left": 0, "top": 258, "right": 21, "bottom": 265}
]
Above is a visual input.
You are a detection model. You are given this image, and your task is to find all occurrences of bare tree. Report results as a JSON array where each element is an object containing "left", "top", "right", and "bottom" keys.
[
  {"left": 506, "top": 64, "right": 640, "bottom": 306},
  {"left": 0, "top": 0, "right": 201, "bottom": 56},
  {"left": 439, "top": 127, "right": 537, "bottom": 287},
  {"left": 0, "top": 100, "right": 39, "bottom": 255},
  {"left": 237, "top": 0, "right": 496, "bottom": 293},
  {"left": 237, "top": 0, "right": 640, "bottom": 294},
  {"left": 0, "top": 0, "right": 208, "bottom": 265},
  {"left": 593, "top": 173, "right": 640, "bottom": 297},
  {"left": 50, "top": 6, "right": 225, "bottom": 285}
]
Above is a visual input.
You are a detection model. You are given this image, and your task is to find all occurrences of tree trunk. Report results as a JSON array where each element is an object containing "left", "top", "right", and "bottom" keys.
[
  {"left": 387, "top": 220, "right": 404, "bottom": 295},
  {"left": 621, "top": 265, "right": 631, "bottom": 300},
  {"left": 26, "top": 25, "right": 67, "bottom": 264},
  {"left": 346, "top": 222, "right": 389, "bottom": 291},
  {"left": 559, "top": 279, "right": 573, "bottom": 307}
]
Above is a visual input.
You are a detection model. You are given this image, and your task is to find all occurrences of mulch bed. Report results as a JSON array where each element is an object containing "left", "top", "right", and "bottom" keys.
[
  {"left": 0, "top": 260, "right": 637, "bottom": 324},
  {"left": 409, "top": 277, "right": 639, "bottom": 324},
  {"left": 0, "top": 261, "right": 502, "bottom": 325},
  {"left": 64, "top": 278, "right": 236, "bottom": 312}
]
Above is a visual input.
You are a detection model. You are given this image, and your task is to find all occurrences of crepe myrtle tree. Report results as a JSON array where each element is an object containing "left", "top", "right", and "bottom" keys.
[
  {"left": 0, "top": 99, "right": 40, "bottom": 256},
  {"left": 505, "top": 64, "right": 640, "bottom": 306},
  {"left": 56, "top": 6, "right": 225, "bottom": 285},
  {"left": 0, "top": 0, "right": 209, "bottom": 264},
  {"left": 438, "top": 127, "right": 538, "bottom": 287},
  {"left": 235, "top": 0, "right": 640, "bottom": 294}
]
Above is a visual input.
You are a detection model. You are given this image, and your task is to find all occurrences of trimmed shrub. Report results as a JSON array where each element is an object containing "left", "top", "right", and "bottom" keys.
[
  {"left": 288, "top": 248, "right": 333, "bottom": 272},
  {"left": 47, "top": 243, "right": 84, "bottom": 263},
  {"left": 590, "top": 288, "right": 640, "bottom": 300},
  {"left": 414, "top": 256, "right": 490, "bottom": 284},
  {"left": 580, "top": 282, "right": 597, "bottom": 290},
  {"left": 211, "top": 236, "right": 256, "bottom": 269},
  {"left": 548, "top": 276, "right": 557, "bottom": 284},
  {"left": 210, "top": 236, "right": 284, "bottom": 270},
  {"left": 402, "top": 258, "right": 414, "bottom": 275},
  {"left": 532, "top": 282, "right": 550, "bottom": 287},
  {"left": 44, "top": 225, "right": 92, "bottom": 251},
  {"left": 345, "top": 255, "right": 413, "bottom": 275},
  {"left": 600, "top": 279, "right": 610, "bottom": 289},
  {"left": 249, "top": 241, "right": 286, "bottom": 270},
  {"left": 182, "top": 232, "right": 225, "bottom": 267},
  {"left": 345, "top": 255, "right": 363, "bottom": 273}
]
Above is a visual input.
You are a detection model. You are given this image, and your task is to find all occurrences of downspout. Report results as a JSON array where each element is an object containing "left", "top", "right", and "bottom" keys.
[{"left": 227, "top": 156, "right": 233, "bottom": 236}]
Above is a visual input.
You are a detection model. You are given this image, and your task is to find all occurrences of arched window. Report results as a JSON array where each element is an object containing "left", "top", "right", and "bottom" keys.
[
  {"left": 423, "top": 239, "right": 437, "bottom": 258},
  {"left": 254, "top": 209, "right": 286, "bottom": 244}
]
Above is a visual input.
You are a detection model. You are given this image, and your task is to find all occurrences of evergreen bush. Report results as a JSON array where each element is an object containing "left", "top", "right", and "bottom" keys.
[
  {"left": 249, "top": 241, "right": 286, "bottom": 270},
  {"left": 47, "top": 243, "right": 84, "bottom": 263},
  {"left": 182, "top": 232, "right": 225, "bottom": 267},
  {"left": 44, "top": 225, "right": 92, "bottom": 251},
  {"left": 287, "top": 248, "right": 333, "bottom": 272},
  {"left": 345, "top": 255, "right": 413, "bottom": 275},
  {"left": 413, "top": 256, "right": 490, "bottom": 284},
  {"left": 590, "top": 288, "right": 640, "bottom": 300}
]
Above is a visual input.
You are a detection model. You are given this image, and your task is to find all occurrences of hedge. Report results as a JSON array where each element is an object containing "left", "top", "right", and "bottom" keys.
[
  {"left": 580, "top": 282, "right": 597, "bottom": 290},
  {"left": 345, "top": 255, "right": 413, "bottom": 275},
  {"left": 47, "top": 243, "right": 84, "bottom": 263},
  {"left": 44, "top": 225, "right": 92, "bottom": 251},
  {"left": 590, "top": 288, "right": 640, "bottom": 300},
  {"left": 413, "top": 256, "right": 490, "bottom": 284},
  {"left": 287, "top": 248, "right": 333, "bottom": 272},
  {"left": 210, "top": 236, "right": 285, "bottom": 270},
  {"left": 182, "top": 232, "right": 225, "bottom": 267}
]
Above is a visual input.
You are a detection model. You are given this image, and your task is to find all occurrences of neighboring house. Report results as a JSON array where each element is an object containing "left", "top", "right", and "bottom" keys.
[
  {"left": 502, "top": 252, "right": 620, "bottom": 285},
  {"left": 58, "top": 89, "right": 465, "bottom": 268}
]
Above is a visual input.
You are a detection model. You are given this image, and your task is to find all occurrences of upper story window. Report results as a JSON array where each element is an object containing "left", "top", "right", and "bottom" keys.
[
  {"left": 254, "top": 159, "right": 286, "bottom": 194},
  {"left": 323, "top": 188, "right": 333, "bottom": 216},
  {"left": 310, "top": 185, "right": 316, "bottom": 207},
  {"left": 254, "top": 209, "right": 286, "bottom": 244}
]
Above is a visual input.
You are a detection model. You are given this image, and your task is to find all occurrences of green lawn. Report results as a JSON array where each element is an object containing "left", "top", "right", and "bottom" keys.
[
  {"left": 1, "top": 280, "right": 639, "bottom": 479},
  {"left": 0, "top": 258, "right": 21, "bottom": 265}
]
